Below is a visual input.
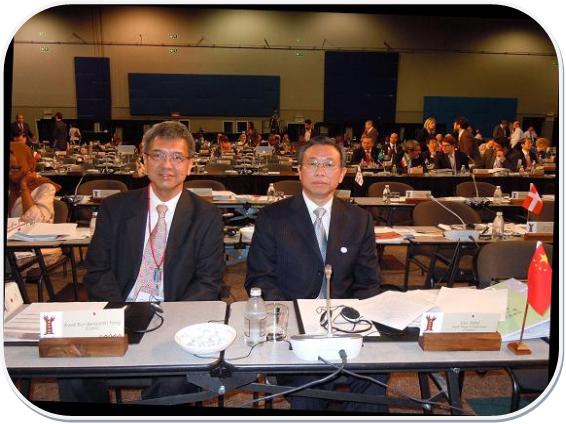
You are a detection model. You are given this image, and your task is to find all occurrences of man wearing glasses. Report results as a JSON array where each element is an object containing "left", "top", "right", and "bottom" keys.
[
  {"left": 245, "top": 136, "right": 386, "bottom": 412},
  {"left": 63, "top": 121, "right": 224, "bottom": 402}
]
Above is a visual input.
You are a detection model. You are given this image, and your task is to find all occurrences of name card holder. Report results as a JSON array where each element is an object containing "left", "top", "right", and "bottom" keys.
[
  {"left": 39, "top": 336, "right": 128, "bottom": 357},
  {"left": 418, "top": 332, "right": 501, "bottom": 351},
  {"left": 38, "top": 309, "right": 128, "bottom": 357}
]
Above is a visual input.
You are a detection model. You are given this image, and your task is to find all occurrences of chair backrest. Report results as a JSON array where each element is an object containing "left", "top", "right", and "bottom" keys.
[
  {"left": 530, "top": 200, "right": 554, "bottom": 222},
  {"left": 77, "top": 179, "right": 129, "bottom": 195},
  {"left": 475, "top": 241, "right": 553, "bottom": 288},
  {"left": 455, "top": 181, "right": 497, "bottom": 197},
  {"left": 267, "top": 163, "right": 292, "bottom": 172},
  {"left": 53, "top": 199, "right": 69, "bottom": 223},
  {"left": 368, "top": 182, "right": 414, "bottom": 197},
  {"left": 184, "top": 179, "right": 226, "bottom": 191},
  {"left": 273, "top": 180, "right": 302, "bottom": 196},
  {"left": 413, "top": 200, "right": 481, "bottom": 226},
  {"left": 205, "top": 163, "right": 232, "bottom": 173}
]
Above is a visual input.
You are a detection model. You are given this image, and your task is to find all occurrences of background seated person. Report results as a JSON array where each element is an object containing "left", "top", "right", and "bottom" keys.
[
  {"left": 518, "top": 137, "right": 538, "bottom": 170},
  {"left": 535, "top": 137, "right": 552, "bottom": 160},
  {"left": 350, "top": 134, "right": 381, "bottom": 166},
  {"left": 480, "top": 137, "right": 520, "bottom": 170},
  {"left": 422, "top": 137, "right": 440, "bottom": 167},
  {"left": 383, "top": 132, "right": 404, "bottom": 168},
  {"left": 9, "top": 143, "right": 60, "bottom": 223},
  {"left": 400, "top": 140, "right": 425, "bottom": 173},
  {"left": 433, "top": 135, "right": 469, "bottom": 171}
]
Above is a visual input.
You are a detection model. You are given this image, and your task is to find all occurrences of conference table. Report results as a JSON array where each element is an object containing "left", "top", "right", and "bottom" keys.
[
  {"left": 41, "top": 171, "right": 556, "bottom": 198},
  {"left": 5, "top": 301, "right": 550, "bottom": 415}
]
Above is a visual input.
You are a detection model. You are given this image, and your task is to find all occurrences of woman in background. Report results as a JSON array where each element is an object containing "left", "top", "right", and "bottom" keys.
[{"left": 8, "top": 143, "right": 61, "bottom": 223}]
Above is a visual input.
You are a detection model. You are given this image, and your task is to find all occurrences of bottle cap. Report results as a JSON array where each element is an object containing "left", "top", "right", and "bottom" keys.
[{"left": 250, "top": 287, "right": 262, "bottom": 297}]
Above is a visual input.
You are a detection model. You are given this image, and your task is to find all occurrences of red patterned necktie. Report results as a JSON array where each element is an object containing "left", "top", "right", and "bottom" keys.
[{"left": 129, "top": 204, "right": 168, "bottom": 301}]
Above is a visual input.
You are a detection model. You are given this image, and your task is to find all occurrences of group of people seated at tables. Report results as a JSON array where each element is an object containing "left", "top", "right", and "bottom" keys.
[{"left": 5, "top": 117, "right": 556, "bottom": 410}]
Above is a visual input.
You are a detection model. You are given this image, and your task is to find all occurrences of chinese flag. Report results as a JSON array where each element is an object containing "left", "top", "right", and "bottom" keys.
[
  {"left": 527, "top": 242, "right": 552, "bottom": 315},
  {"left": 522, "top": 183, "right": 543, "bottom": 215}
]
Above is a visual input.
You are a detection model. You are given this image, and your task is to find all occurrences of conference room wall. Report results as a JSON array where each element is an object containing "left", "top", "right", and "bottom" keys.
[{"left": 11, "top": 6, "right": 557, "bottom": 134}]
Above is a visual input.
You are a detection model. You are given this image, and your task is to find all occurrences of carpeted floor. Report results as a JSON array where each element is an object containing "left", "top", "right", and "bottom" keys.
[{"left": 9, "top": 245, "right": 531, "bottom": 416}]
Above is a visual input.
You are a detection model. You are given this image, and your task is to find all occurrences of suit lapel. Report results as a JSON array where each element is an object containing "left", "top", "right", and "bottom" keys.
[
  {"left": 122, "top": 189, "right": 148, "bottom": 287},
  {"left": 290, "top": 195, "right": 324, "bottom": 263},
  {"left": 326, "top": 199, "right": 346, "bottom": 267},
  {"left": 163, "top": 190, "right": 195, "bottom": 299}
]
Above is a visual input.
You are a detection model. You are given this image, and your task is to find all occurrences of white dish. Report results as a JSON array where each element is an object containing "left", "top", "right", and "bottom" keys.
[{"left": 175, "top": 323, "right": 236, "bottom": 356}]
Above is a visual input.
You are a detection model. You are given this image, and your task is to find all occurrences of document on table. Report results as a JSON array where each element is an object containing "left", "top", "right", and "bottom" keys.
[
  {"left": 435, "top": 287, "right": 508, "bottom": 321},
  {"left": 357, "top": 291, "right": 437, "bottom": 330},
  {"left": 4, "top": 302, "right": 107, "bottom": 343},
  {"left": 9, "top": 223, "right": 78, "bottom": 241}
]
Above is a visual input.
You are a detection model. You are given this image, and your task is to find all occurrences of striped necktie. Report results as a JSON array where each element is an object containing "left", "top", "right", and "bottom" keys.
[
  {"left": 314, "top": 207, "right": 328, "bottom": 299},
  {"left": 128, "top": 204, "right": 168, "bottom": 301}
]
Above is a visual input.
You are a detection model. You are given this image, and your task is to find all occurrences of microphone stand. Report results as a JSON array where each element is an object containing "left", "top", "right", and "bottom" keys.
[{"left": 325, "top": 265, "right": 333, "bottom": 337}]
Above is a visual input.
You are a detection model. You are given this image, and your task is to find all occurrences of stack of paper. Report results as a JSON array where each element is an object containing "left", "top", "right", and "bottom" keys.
[
  {"left": 374, "top": 227, "right": 404, "bottom": 244},
  {"left": 488, "top": 278, "right": 550, "bottom": 342},
  {"left": 212, "top": 190, "right": 237, "bottom": 201},
  {"left": 9, "top": 223, "right": 78, "bottom": 241}
]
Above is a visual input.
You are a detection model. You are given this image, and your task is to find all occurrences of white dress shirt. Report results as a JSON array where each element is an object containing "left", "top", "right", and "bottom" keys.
[
  {"left": 127, "top": 185, "right": 182, "bottom": 301},
  {"left": 510, "top": 128, "right": 524, "bottom": 148},
  {"left": 302, "top": 192, "right": 332, "bottom": 240}
]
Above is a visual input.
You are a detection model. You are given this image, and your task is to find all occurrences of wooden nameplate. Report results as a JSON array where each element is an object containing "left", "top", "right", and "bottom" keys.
[
  {"left": 507, "top": 341, "right": 532, "bottom": 355},
  {"left": 523, "top": 232, "right": 553, "bottom": 241},
  {"left": 418, "top": 332, "right": 501, "bottom": 351},
  {"left": 39, "top": 336, "right": 128, "bottom": 357}
]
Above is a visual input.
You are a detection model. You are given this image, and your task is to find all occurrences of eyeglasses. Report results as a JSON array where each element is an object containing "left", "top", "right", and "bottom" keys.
[
  {"left": 145, "top": 151, "right": 190, "bottom": 164},
  {"left": 302, "top": 160, "right": 340, "bottom": 173}
]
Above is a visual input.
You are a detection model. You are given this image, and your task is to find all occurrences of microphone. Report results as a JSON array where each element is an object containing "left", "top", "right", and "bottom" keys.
[
  {"left": 62, "top": 174, "right": 85, "bottom": 206},
  {"left": 428, "top": 196, "right": 480, "bottom": 241},
  {"left": 324, "top": 264, "right": 333, "bottom": 336},
  {"left": 289, "top": 262, "right": 363, "bottom": 361}
]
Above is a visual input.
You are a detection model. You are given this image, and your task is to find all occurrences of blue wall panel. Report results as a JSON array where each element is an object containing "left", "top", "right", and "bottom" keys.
[
  {"left": 129, "top": 73, "right": 280, "bottom": 117},
  {"left": 324, "top": 51, "right": 398, "bottom": 124},
  {"left": 75, "top": 57, "right": 111, "bottom": 120},
  {"left": 423, "top": 96, "right": 517, "bottom": 137}
]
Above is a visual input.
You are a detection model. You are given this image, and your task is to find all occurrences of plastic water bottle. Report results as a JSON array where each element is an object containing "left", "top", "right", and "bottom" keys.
[
  {"left": 266, "top": 183, "right": 276, "bottom": 202},
  {"left": 382, "top": 184, "right": 391, "bottom": 204},
  {"left": 89, "top": 211, "right": 98, "bottom": 237},
  {"left": 244, "top": 287, "right": 267, "bottom": 346},
  {"left": 492, "top": 211, "right": 505, "bottom": 240},
  {"left": 391, "top": 164, "right": 398, "bottom": 175},
  {"left": 460, "top": 164, "right": 467, "bottom": 175},
  {"left": 493, "top": 186, "right": 503, "bottom": 204}
]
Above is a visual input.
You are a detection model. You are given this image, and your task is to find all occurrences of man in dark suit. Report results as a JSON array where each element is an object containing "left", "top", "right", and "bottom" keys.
[
  {"left": 302, "top": 119, "right": 317, "bottom": 142},
  {"left": 52, "top": 112, "right": 68, "bottom": 151},
  {"left": 61, "top": 121, "right": 225, "bottom": 402},
  {"left": 350, "top": 135, "right": 381, "bottom": 166},
  {"left": 383, "top": 132, "right": 404, "bottom": 168},
  {"left": 492, "top": 120, "right": 511, "bottom": 140},
  {"left": 434, "top": 135, "right": 469, "bottom": 171},
  {"left": 480, "top": 137, "right": 520, "bottom": 171},
  {"left": 361, "top": 119, "right": 379, "bottom": 145},
  {"left": 453, "top": 117, "right": 481, "bottom": 165},
  {"left": 518, "top": 137, "right": 538, "bottom": 170},
  {"left": 246, "top": 136, "right": 385, "bottom": 412},
  {"left": 10, "top": 113, "right": 34, "bottom": 146}
]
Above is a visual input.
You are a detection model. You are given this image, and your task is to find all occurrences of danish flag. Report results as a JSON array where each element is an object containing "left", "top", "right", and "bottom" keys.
[{"left": 522, "top": 183, "right": 543, "bottom": 215}]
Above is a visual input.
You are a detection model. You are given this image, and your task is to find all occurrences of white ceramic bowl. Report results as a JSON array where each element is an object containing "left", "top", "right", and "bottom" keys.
[{"left": 175, "top": 323, "right": 236, "bottom": 355}]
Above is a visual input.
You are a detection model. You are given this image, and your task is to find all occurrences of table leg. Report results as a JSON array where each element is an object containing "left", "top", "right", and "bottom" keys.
[
  {"left": 33, "top": 247, "right": 56, "bottom": 301},
  {"left": 68, "top": 246, "right": 80, "bottom": 300},
  {"left": 6, "top": 250, "right": 30, "bottom": 304},
  {"left": 446, "top": 367, "right": 463, "bottom": 415}
]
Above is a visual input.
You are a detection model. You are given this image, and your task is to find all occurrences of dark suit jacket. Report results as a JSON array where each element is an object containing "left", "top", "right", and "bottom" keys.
[
  {"left": 245, "top": 195, "right": 381, "bottom": 301},
  {"left": 518, "top": 149, "right": 538, "bottom": 168},
  {"left": 52, "top": 120, "right": 68, "bottom": 150},
  {"left": 492, "top": 125, "right": 510, "bottom": 140},
  {"left": 480, "top": 149, "right": 519, "bottom": 171},
  {"left": 384, "top": 143, "right": 404, "bottom": 167},
  {"left": 415, "top": 128, "right": 434, "bottom": 150},
  {"left": 458, "top": 131, "right": 481, "bottom": 164},
  {"left": 434, "top": 151, "right": 469, "bottom": 170},
  {"left": 84, "top": 188, "right": 225, "bottom": 302},
  {"left": 10, "top": 121, "right": 33, "bottom": 142},
  {"left": 351, "top": 146, "right": 381, "bottom": 164}
]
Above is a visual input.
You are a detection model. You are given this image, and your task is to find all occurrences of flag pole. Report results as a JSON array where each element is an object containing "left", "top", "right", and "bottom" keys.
[{"left": 508, "top": 299, "right": 532, "bottom": 355}]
